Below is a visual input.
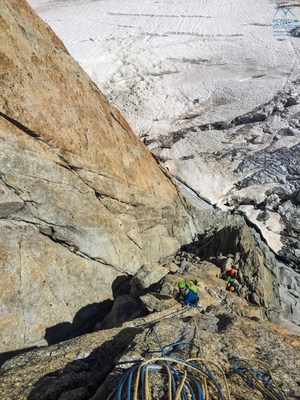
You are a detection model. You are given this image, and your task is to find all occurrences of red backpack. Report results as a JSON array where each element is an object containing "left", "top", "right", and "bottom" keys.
[{"left": 227, "top": 268, "right": 237, "bottom": 278}]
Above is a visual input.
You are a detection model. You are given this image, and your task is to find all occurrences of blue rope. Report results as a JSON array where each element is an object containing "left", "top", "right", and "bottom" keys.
[
  {"left": 112, "top": 329, "right": 228, "bottom": 400},
  {"left": 152, "top": 326, "right": 177, "bottom": 396},
  {"left": 166, "top": 356, "right": 226, "bottom": 400},
  {"left": 233, "top": 359, "right": 285, "bottom": 400},
  {"left": 116, "top": 363, "right": 140, "bottom": 400},
  {"left": 163, "top": 341, "right": 200, "bottom": 357}
]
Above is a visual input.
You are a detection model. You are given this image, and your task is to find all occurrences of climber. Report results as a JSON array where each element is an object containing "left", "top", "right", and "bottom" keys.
[
  {"left": 225, "top": 276, "right": 240, "bottom": 297},
  {"left": 175, "top": 280, "right": 200, "bottom": 308},
  {"left": 226, "top": 267, "right": 237, "bottom": 279}
]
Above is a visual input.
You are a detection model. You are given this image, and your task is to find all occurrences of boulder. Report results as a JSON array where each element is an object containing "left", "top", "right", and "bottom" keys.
[
  {"left": 129, "top": 263, "right": 169, "bottom": 297},
  {"left": 94, "top": 295, "right": 146, "bottom": 330}
]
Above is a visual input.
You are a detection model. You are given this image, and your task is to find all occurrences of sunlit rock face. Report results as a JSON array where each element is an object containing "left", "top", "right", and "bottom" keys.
[
  {"left": 1, "top": 0, "right": 299, "bottom": 367},
  {"left": 1, "top": 253, "right": 300, "bottom": 400},
  {"left": 26, "top": 0, "right": 300, "bottom": 270},
  {"left": 0, "top": 0, "right": 203, "bottom": 353}
]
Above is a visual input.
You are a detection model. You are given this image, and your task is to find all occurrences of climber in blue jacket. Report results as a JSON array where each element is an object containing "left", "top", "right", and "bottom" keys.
[{"left": 176, "top": 280, "right": 199, "bottom": 308}]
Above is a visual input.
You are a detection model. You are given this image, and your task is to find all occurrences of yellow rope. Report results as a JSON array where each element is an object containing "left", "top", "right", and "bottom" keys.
[
  {"left": 187, "top": 357, "right": 231, "bottom": 399},
  {"left": 235, "top": 358, "right": 287, "bottom": 400},
  {"left": 133, "top": 356, "right": 230, "bottom": 399},
  {"left": 194, "top": 325, "right": 209, "bottom": 398},
  {"left": 108, "top": 355, "right": 287, "bottom": 400},
  {"left": 107, "top": 322, "right": 285, "bottom": 400},
  {"left": 106, "top": 386, "right": 117, "bottom": 400},
  {"left": 144, "top": 363, "right": 151, "bottom": 400},
  {"left": 161, "top": 362, "right": 173, "bottom": 400},
  {"left": 174, "top": 369, "right": 188, "bottom": 400}
]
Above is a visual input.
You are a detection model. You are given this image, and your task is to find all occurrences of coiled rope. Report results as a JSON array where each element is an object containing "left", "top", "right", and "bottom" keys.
[
  {"left": 233, "top": 358, "right": 287, "bottom": 400},
  {"left": 108, "top": 326, "right": 231, "bottom": 400}
]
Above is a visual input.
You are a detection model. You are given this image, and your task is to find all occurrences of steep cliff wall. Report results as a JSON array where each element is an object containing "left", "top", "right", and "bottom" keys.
[{"left": 0, "top": 0, "right": 202, "bottom": 353}]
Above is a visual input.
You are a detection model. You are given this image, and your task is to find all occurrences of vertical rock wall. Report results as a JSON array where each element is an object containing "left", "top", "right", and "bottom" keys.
[{"left": 0, "top": 0, "right": 202, "bottom": 353}]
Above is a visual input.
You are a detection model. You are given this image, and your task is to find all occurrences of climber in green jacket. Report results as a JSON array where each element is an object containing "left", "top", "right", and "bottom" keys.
[{"left": 226, "top": 276, "right": 240, "bottom": 297}]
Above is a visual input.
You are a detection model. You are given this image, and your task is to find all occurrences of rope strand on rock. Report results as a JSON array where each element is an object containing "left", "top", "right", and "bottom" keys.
[{"left": 233, "top": 358, "right": 287, "bottom": 400}]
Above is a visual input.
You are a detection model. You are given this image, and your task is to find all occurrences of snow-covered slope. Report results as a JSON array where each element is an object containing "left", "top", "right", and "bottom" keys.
[{"left": 28, "top": 0, "right": 300, "bottom": 138}]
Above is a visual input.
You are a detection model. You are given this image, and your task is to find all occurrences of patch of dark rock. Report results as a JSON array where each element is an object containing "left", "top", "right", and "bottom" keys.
[
  {"left": 252, "top": 74, "right": 266, "bottom": 79},
  {"left": 249, "top": 316, "right": 260, "bottom": 321},
  {"left": 233, "top": 112, "right": 267, "bottom": 126},
  {"left": 292, "top": 241, "right": 300, "bottom": 250},
  {"left": 182, "top": 316, "right": 193, "bottom": 324},
  {"left": 112, "top": 275, "right": 132, "bottom": 299},
  {"left": 45, "top": 300, "right": 113, "bottom": 345},
  {"left": 256, "top": 210, "right": 270, "bottom": 222},
  {"left": 216, "top": 314, "right": 234, "bottom": 331},
  {"left": 284, "top": 96, "right": 298, "bottom": 107},
  {"left": 287, "top": 175, "right": 300, "bottom": 181},
  {"left": 265, "top": 186, "right": 290, "bottom": 202},
  {"left": 279, "top": 248, "right": 300, "bottom": 271},
  {"left": 171, "top": 127, "right": 193, "bottom": 142},
  {"left": 180, "top": 113, "right": 203, "bottom": 120},
  {"left": 180, "top": 155, "right": 195, "bottom": 160},
  {"left": 255, "top": 201, "right": 269, "bottom": 210},
  {"left": 142, "top": 137, "right": 156, "bottom": 146},
  {"left": 278, "top": 127, "right": 295, "bottom": 136}
]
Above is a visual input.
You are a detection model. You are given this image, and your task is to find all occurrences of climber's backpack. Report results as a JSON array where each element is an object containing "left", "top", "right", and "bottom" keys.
[
  {"left": 227, "top": 268, "right": 237, "bottom": 278},
  {"left": 185, "top": 280, "right": 198, "bottom": 294}
]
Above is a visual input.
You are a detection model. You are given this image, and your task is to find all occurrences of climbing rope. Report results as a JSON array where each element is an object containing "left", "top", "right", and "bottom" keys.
[
  {"left": 131, "top": 304, "right": 194, "bottom": 330},
  {"left": 106, "top": 311, "right": 287, "bottom": 399},
  {"left": 108, "top": 326, "right": 231, "bottom": 400},
  {"left": 233, "top": 358, "right": 287, "bottom": 400}
]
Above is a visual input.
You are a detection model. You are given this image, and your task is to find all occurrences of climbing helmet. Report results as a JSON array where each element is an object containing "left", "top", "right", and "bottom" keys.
[{"left": 178, "top": 281, "right": 186, "bottom": 289}]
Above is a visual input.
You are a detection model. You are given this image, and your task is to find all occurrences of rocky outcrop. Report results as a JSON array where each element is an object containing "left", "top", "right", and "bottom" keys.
[
  {"left": 0, "top": 0, "right": 209, "bottom": 354},
  {"left": 158, "top": 86, "right": 300, "bottom": 272},
  {"left": 1, "top": 254, "right": 299, "bottom": 400}
]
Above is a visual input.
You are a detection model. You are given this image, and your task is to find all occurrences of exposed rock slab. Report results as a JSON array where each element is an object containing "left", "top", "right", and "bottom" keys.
[
  {"left": 0, "top": 0, "right": 208, "bottom": 353},
  {"left": 26, "top": 0, "right": 300, "bottom": 269}
]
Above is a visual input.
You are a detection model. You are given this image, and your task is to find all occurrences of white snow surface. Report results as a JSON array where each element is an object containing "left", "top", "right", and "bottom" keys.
[
  {"left": 27, "top": 0, "right": 300, "bottom": 138},
  {"left": 27, "top": 0, "right": 300, "bottom": 252}
]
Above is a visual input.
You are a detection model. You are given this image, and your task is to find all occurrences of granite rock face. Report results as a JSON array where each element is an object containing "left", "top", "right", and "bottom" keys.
[
  {"left": 1, "top": 255, "right": 300, "bottom": 400},
  {"left": 1, "top": 1, "right": 300, "bottom": 388},
  {"left": 0, "top": 0, "right": 203, "bottom": 353}
]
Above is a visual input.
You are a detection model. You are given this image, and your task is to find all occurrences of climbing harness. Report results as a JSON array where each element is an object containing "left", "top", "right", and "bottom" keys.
[{"left": 233, "top": 359, "right": 287, "bottom": 400}]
